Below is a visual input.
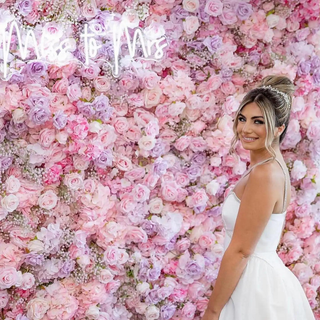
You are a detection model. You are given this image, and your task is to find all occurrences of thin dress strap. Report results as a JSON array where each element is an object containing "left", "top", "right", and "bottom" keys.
[{"left": 274, "top": 158, "right": 287, "bottom": 213}]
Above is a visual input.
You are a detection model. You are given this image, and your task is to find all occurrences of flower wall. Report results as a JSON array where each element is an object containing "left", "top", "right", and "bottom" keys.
[{"left": 0, "top": 0, "right": 320, "bottom": 319}]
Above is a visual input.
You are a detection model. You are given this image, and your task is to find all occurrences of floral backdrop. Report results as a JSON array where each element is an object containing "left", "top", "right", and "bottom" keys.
[{"left": 0, "top": 0, "right": 319, "bottom": 319}]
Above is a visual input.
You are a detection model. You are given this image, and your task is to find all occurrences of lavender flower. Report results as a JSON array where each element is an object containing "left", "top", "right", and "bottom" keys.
[
  {"left": 94, "top": 149, "right": 113, "bottom": 168},
  {"left": 77, "top": 101, "right": 95, "bottom": 119},
  {"left": 160, "top": 304, "right": 177, "bottom": 320},
  {"left": 192, "top": 152, "right": 206, "bottom": 165},
  {"left": 6, "top": 120, "right": 28, "bottom": 140},
  {"left": 8, "top": 73, "right": 25, "bottom": 85},
  {"left": 25, "top": 61, "right": 47, "bottom": 79},
  {"left": 185, "top": 259, "right": 203, "bottom": 278},
  {"left": 221, "top": 68, "right": 233, "bottom": 81},
  {"left": 59, "top": 260, "right": 75, "bottom": 277},
  {"left": 153, "top": 158, "right": 168, "bottom": 176},
  {"left": 312, "top": 68, "right": 320, "bottom": 85},
  {"left": 24, "top": 253, "right": 45, "bottom": 266},
  {"left": 0, "top": 156, "right": 13, "bottom": 171},
  {"left": 147, "top": 266, "right": 161, "bottom": 282},
  {"left": 17, "top": 0, "right": 34, "bottom": 16},
  {"left": 146, "top": 288, "right": 161, "bottom": 304},
  {"left": 53, "top": 111, "right": 67, "bottom": 130},
  {"left": 310, "top": 56, "right": 320, "bottom": 70},
  {"left": 235, "top": 2, "right": 253, "bottom": 21},
  {"left": 298, "top": 60, "right": 311, "bottom": 76},
  {"left": 141, "top": 220, "right": 159, "bottom": 235},
  {"left": 150, "top": 139, "right": 167, "bottom": 158},
  {"left": 28, "top": 106, "right": 51, "bottom": 125},
  {"left": 93, "top": 94, "right": 110, "bottom": 112},
  {"left": 27, "top": 95, "right": 50, "bottom": 109},
  {"left": 185, "top": 165, "right": 201, "bottom": 181},
  {"left": 203, "top": 35, "right": 222, "bottom": 53}
]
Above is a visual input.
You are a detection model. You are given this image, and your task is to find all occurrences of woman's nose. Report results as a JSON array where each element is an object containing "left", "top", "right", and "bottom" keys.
[{"left": 242, "top": 122, "right": 252, "bottom": 133}]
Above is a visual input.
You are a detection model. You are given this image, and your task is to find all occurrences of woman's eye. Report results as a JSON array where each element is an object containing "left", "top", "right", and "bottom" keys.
[
  {"left": 238, "top": 117, "right": 245, "bottom": 122},
  {"left": 255, "top": 120, "right": 264, "bottom": 124}
]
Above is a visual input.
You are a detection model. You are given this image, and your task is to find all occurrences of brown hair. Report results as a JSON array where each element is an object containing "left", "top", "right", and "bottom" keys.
[{"left": 229, "top": 75, "right": 295, "bottom": 158}]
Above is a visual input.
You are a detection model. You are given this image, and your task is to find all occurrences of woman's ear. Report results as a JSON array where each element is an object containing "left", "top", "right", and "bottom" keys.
[{"left": 276, "top": 124, "right": 286, "bottom": 137}]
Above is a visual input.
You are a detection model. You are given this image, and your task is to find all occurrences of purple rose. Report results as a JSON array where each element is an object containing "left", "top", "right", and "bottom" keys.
[
  {"left": 141, "top": 220, "right": 159, "bottom": 235},
  {"left": 194, "top": 205, "right": 206, "bottom": 214},
  {"left": 138, "top": 266, "right": 149, "bottom": 282},
  {"left": 16, "top": 315, "right": 30, "bottom": 320},
  {"left": 153, "top": 158, "right": 168, "bottom": 176},
  {"left": 185, "top": 259, "right": 203, "bottom": 278},
  {"left": 171, "top": 5, "right": 189, "bottom": 20},
  {"left": 147, "top": 266, "right": 161, "bottom": 281},
  {"left": 53, "top": 111, "right": 67, "bottom": 130},
  {"left": 235, "top": 2, "right": 253, "bottom": 21},
  {"left": 17, "top": 0, "right": 34, "bottom": 16},
  {"left": 6, "top": 120, "right": 28, "bottom": 140},
  {"left": 160, "top": 304, "right": 177, "bottom": 320},
  {"left": 24, "top": 253, "right": 45, "bottom": 266},
  {"left": 93, "top": 94, "right": 110, "bottom": 112},
  {"left": 192, "top": 152, "right": 206, "bottom": 165},
  {"left": 248, "top": 51, "right": 261, "bottom": 65},
  {"left": 59, "top": 260, "right": 75, "bottom": 277},
  {"left": 77, "top": 101, "right": 95, "bottom": 119},
  {"left": 312, "top": 68, "right": 320, "bottom": 85},
  {"left": 25, "top": 61, "right": 47, "bottom": 79},
  {"left": 28, "top": 106, "right": 51, "bottom": 125},
  {"left": 94, "top": 149, "right": 113, "bottom": 168},
  {"left": 146, "top": 288, "right": 161, "bottom": 304},
  {"left": 185, "top": 165, "right": 201, "bottom": 181},
  {"left": 298, "top": 60, "right": 311, "bottom": 76},
  {"left": 187, "top": 40, "right": 206, "bottom": 51},
  {"left": 151, "top": 139, "right": 167, "bottom": 158},
  {"left": 8, "top": 73, "right": 25, "bottom": 85},
  {"left": 310, "top": 55, "right": 320, "bottom": 70},
  {"left": 221, "top": 68, "right": 233, "bottom": 81},
  {"left": 98, "top": 42, "right": 114, "bottom": 60},
  {"left": 0, "top": 156, "right": 13, "bottom": 171},
  {"left": 203, "top": 35, "right": 222, "bottom": 53},
  {"left": 0, "top": 130, "right": 5, "bottom": 143}
]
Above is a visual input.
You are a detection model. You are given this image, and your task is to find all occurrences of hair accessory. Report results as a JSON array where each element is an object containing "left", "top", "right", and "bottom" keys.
[{"left": 260, "top": 85, "right": 290, "bottom": 106}]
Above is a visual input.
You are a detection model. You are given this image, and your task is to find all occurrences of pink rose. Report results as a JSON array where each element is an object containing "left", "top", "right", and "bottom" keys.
[
  {"left": 21, "top": 272, "right": 35, "bottom": 290},
  {"left": 204, "top": 0, "right": 223, "bottom": 16},
  {"left": 39, "top": 128, "right": 56, "bottom": 148},
  {"left": 168, "top": 101, "right": 186, "bottom": 117},
  {"left": 181, "top": 302, "right": 196, "bottom": 318},
  {"left": 96, "top": 125, "right": 117, "bottom": 147},
  {"left": 115, "top": 155, "right": 133, "bottom": 171},
  {"left": 98, "top": 269, "right": 114, "bottom": 284},
  {"left": 145, "top": 120, "right": 160, "bottom": 137},
  {"left": 27, "top": 298, "right": 50, "bottom": 320},
  {"left": 138, "top": 136, "right": 156, "bottom": 151},
  {"left": 5, "top": 175, "right": 21, "bottom": 193},
  {"left": 0, "top": 267, "right": 18, "bottom": 289},
  {"left": 126, "top": 125, "right": 142, "bottom": 142},
  {"left": 175, "top": 172, "right": 190, "bottom": 187},
  {"left": 125, "top": 227, "right": 148, "bottom": 244},
  {"left": 113, "top": 117, "right": 129, "bottom": 134},
  {"left": 52, "top": 78, "right": 69, "bottom": 94},
  {"left": 1, "top": 194, "right": 19, "bottom": 212},
  {"left": 183, "top": 16, "right": 200, "bottom": 35},
  {"left": 175, "top": 238, "right": 191, "bottom": 251},
  {"left": 292, "top": 263, "right": 313, "bottom": 284},
  {"left": 67, "top": 83, "right": 82, "bottom": 102},
  {"left": 0, "top": 290, "right": 9, "bottom": 309},
  {"left": 291, "top": 160, "right": 307, "bottom": 180},
  {"left": 174, "top": 136, "right": 191, "bottom": 151},
  {"left": 186, "top": 189, "right": 209, "bottom": 208},
  {"left": 190, "top": 136, "right": 207, "bottom": 152},
  {"left": 64, "top": 172, "right": 84, "bottom": 190},
  {"left": 94, "top": 76, "right": 111, "bottom": 92},
  {"left": 149, "top": 198, "right": 163, "bottom": 214},
  {"left": 183, "top": 0, "right": 200, "bottom": 12},
  {"left": 161, "top": 181, "right": 179, "bottom": 202},
  {"left": 133, "top": 184, "right": 150, "bottom": 202},
  {"left": 66, "top": 115, "right": 89, "bottom": 140},
  {"left": 81, "top": 64, "right": 100, "bottom": 79},
  {"left": 38, "top": 190, "right": 58, "bottom": 210},
  {"left": 143, "top": 72, "right": 161, "bottom": 89},
  {"left": 144, "top": 87, "right": 162, "bottom": 108},
  {"left": 104, "top": 246, "right": 129, "bottom": 265}
]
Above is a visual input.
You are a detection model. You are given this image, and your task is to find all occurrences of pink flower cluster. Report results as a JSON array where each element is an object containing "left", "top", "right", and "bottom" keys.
[{"left": 0, "top": 0, "right": 319, "bottom": 319}]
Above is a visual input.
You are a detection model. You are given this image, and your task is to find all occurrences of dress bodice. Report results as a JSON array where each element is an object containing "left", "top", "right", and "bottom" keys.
[
  {"left": 221, "top": 156, "right": 288, "bottom": 253},
  {"left": 222, "top": 192, "right": 286, "bottom": 253}
]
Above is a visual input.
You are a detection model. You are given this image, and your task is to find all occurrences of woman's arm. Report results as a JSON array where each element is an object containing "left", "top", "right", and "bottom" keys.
[{"left": 202, "top": 164, "right": 279, "bottom": 318}]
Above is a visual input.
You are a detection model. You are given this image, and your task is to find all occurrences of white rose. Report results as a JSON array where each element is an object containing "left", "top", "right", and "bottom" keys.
[
  {"left": 89, "top": 121, "right": 103, "bottom": 133},
  {"left": 55, "top": 131, "right": 69, "bottom": 144},
  {"left": 27, "top": 298, "right": 50, "bottom": 320},
  {"left": 5, "top": 175, "right": 21, "bottom": 193},
  {"left": 64, "top": 172, "right": 84, "bottom": 190},
  {"left": 38, "top": 190, "right": 58, "bottom": 210},
  {"left": 206, "top": 180, "right": 220, "bottom": 196},
  {"left": 136, "top": 282, "right": 150, "bottom": 294},
  {"left": 183, "top": 16, "right": 200, "bottom": 35},
  {"left": 86, "top": 305, "right": 100, "bottom": 319},
  {"left": 266, "top": 14, "right": 280, "bottom": 28},
  {"left": 149, "top": 198, "right": 163, "bottom": 214},
  {"left": 1, "top": 194, "right": 19, "bottom": 212},
  {"left": 20, "top": 272, "right": 35, "bottom": 290},
  {"left": 145, "top": 305, "right": 160, "bottom": 320},
  {"left": 73, "top": 155, "right": 90, "bottom": 171},
  {"left": 98, "top": 269, "right": 113, "bottom": 284},
  {"left": 27, "top": 240, "right": 45, "bottom": 253},
  {"left": 12, "top": 108, "right": 26, "bottom": 123},
  {"left": 183, "top": 0, "right": 200, "bottom": 12},
  {"left": 138, "top": 136, "right": 156, "bottom": 151},
  {"left": 168, "top": 101, "right": 186, "bottom": 117}
]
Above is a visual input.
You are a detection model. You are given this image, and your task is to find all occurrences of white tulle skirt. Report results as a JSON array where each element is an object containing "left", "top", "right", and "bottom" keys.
[{"left": 219, "top": 252, "right": 315, "bottom": 320}]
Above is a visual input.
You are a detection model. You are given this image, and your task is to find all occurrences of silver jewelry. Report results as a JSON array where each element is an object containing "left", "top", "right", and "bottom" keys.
[{"left": 260, "top": 85, "right": 290, "bottom": 106}]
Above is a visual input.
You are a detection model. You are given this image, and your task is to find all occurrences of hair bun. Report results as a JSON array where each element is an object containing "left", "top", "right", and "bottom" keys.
[{"left": 260, "top": 75, "right": 295, "bottom": 97}]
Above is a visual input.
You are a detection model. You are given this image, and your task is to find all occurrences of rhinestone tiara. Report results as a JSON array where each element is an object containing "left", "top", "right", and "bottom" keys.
[{"left": 260, "top": 85, "right": 290, "bottom": 106}]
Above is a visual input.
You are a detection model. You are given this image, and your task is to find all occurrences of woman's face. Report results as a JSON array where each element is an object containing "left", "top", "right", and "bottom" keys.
[{"left": 236, "top": 102, "right": 268, "bottom": 151}]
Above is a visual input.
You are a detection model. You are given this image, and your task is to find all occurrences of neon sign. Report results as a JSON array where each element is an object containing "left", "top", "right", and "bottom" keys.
[{"left": 0, "top": 19, "right": 168, "bottom": 79}]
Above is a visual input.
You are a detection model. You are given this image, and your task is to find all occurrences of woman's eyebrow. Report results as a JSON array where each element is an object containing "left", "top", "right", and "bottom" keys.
[{"left": 238, "top": 113, "right": 264, "bottom": 119}]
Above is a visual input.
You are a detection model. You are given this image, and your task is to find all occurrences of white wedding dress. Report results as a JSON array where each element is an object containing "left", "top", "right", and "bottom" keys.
[{"left": 219, "top": 157, "right": 315, "bottom": 320}]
